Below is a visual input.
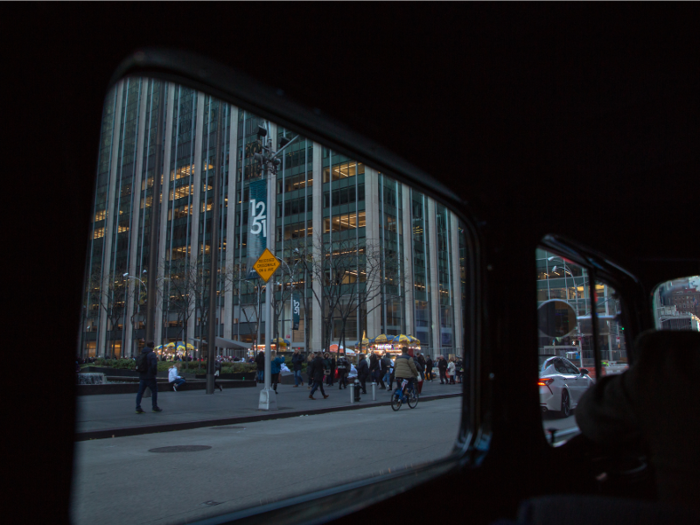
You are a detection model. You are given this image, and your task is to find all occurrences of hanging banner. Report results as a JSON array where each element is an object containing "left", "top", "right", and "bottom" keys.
[
  {"left": 292, "top": 293, "right": 300, "bottom": 330},
  {"left": 246, "top": 178, "right": 267, "bottom": 279}
]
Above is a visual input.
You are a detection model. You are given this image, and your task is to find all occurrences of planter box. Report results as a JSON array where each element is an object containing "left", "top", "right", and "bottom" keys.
[
  {"left": 82, "top": 366, "right": 169, "bottom": 378},
  {"left": 196, "top": 373, "right": 251, "bottom": 380},
  {"left": 77, "top": 379, "right": 257, "bottom": 395}
]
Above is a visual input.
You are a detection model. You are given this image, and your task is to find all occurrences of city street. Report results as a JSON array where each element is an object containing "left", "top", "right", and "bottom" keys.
[
  {"left": 71, "top": 396, "right": 461, "bottom": 525},
  {"left": 541, "top": 413, "right": 580, "bottom": 444}
]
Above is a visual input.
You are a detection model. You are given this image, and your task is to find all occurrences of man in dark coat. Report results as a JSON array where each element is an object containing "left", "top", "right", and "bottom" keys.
[
  {"left": 425, "top": 355, "right": 434, "bottom": 381},
  {"left": 357, "top": 354, "right": 370, "bottom": 394},
  {"left": 337, "top": 355, "right": 350, "bottom": 389},
  {"left": 291, "top": 348, "right": 305, "bottom": 387},
  {"left": 309, "top": 352, "right": 329, "bottom": 399},
  {"left": 135, "top": 341, "right": 162, "bottom": 413},
  {"left": 437, "top": 355, "right": 448, "bottom": 384},
  {"left": 254, "top": 350, "right": 265, "bottom": 383},
  {"left": 326, "top": 354, "right": 336, "bottom": 386}
]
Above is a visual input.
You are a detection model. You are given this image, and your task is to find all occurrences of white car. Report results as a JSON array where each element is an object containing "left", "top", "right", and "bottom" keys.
[{"left": 538, "top": 355, "right": 595, "bottom": 418}]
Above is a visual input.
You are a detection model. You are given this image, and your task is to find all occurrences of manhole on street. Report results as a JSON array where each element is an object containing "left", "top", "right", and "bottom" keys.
[{"left": 148, "top": 445, "right": 212, "bottom": 453}]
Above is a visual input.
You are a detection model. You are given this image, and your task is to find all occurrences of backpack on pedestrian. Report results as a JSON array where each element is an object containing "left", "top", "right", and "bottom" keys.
[{"left": 136, "top": 353, "right": 149, "bottom": 373}]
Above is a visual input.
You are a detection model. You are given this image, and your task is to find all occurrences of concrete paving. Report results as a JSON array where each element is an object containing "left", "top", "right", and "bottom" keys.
[
  {"left": 76, "top": 379, "right": 463, "bottom": 440},
  {"left": 72, "top": 397, "right": 462, "bottom": 525}
]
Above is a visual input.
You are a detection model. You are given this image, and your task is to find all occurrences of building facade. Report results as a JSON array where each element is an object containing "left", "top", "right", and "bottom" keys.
[{"left": 79, "top": 78, "right": 466, "bottom": 359}]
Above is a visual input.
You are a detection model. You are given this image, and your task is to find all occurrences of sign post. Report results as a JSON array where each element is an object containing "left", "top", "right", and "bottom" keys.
[{"left": 251, "top": 123, "right": 298, "bottom": 411}]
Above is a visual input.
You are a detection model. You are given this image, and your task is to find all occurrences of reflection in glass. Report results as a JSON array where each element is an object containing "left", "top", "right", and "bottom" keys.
[{"left": 536, "top": 251, "right": 630, "bottom": 445}]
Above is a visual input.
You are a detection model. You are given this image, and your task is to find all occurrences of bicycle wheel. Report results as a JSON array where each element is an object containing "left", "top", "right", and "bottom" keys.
[
  {"left": 391, "top": 391, "right": 402, "bottom": 411},
  {"left": 407, "top": 390, "right": 419, "bottom": 408}
]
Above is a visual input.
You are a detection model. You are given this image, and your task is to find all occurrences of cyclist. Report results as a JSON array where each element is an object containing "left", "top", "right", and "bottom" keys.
[{"left": 393, "top": 346, "right": 419, "bottom": 399}]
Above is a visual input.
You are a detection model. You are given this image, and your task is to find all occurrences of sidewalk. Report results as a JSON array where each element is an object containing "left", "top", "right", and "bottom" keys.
[{"left": 76, "top": 379, "right": 462, "bottom": 441}]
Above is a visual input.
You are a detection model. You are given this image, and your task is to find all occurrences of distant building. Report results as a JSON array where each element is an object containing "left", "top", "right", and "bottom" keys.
[
  {"left": 78, "top": 78, "right": 466, "bottom": 359},
  {"left": 654, "top": 277, "right": 700, "bottom": 331}
]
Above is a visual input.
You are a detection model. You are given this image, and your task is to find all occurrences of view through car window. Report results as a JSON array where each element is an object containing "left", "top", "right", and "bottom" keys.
[
  {"left": 536, "top": 249, "right": 628, "bottom": 445},
  {"left": 72, "top": 77, "right": 469, "bottom": 524},
  {"left": 653, "top": 276, "right": 700, "bottom": 331}
]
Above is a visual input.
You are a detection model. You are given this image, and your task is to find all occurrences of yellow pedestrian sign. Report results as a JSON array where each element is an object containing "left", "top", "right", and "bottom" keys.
[{"left": 253, "top": 248, "right": 280, "bottom": 283}]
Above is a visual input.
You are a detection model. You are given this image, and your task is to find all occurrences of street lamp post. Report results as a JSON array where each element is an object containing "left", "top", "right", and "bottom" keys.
[{"left": 253, "top": 124, "right": 299, "bottom": 410}]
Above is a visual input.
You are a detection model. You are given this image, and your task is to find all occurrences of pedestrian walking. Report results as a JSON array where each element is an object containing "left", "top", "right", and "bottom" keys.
[
  {"left": 357, "top": 353, "right": 369, "bottom": 394},
  {"left": 414, "top": 351, "right": 426, "bottom": 394},
  {"left": 326, "top": 352, "right": 336, "bottom": 386},
  {"left": 309, "top": 352, "right": 329, "bottom": 399},
  {"left": 291, "top": 348, "right": 304, "bottom": 387},
  {"left": 455, "top": 356, "right": 464, "bottom": 384},
  {"left": 438, "top": 355, "right": 448, "bottom": 384},
  {"left": 270, "top": 351, "right": 285, "bottom": 394},
  {"left": 255, "top": 350, "right": 265, "bottom": 383},
  {"left": 447, "top": 357, "right": 456, "bottom": 384},
  {"left": 425, "top": 355, "right": 434, "bottom": 381},
  {"left": 337, "top": 354, "right": 349, "bottom": 389},
  {"left": 387, "top": 356, "right": 395, "bottom": 391},
  {"left": 213, "top": 358, "right": 223, "bottom": 392},
  {"left": 135, "top": 341, "right": 162, "bottom": 414},
  {"left": 381, "top": 354, "right": 392, "bottom": 388}
]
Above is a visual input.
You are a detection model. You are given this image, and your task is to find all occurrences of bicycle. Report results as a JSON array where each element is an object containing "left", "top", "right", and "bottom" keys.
[{"left": 391, "top": 378, "right": 419, "bottom": 411}]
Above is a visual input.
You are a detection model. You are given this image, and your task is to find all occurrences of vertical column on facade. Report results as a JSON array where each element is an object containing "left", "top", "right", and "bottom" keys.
[
  {"left": 427, "top": 198, "right": 441, "bottom": 357},
  {"left": 97, "top": 80, "right": 125, "bottom": 356},
  {"left": 311, "top": 142, "right": 323, "bottom": 351},
  {"left": 154, "top": 84, "right": 176, "bottom": 345},
  {"left": 401, "top": 183, "right": 415, "bottom": 336},
  {"left": 223, "top": 106, "right": 239, "bottom": 341},
  {"left": 124, "top": 80, "right": 150, "bottom": 356},
  {"left": 186, "top": 93, "right": 206, "bottom": 347},
  {"left": 450, "top": 212, "right": 464, "bottom": 356},
  {"left": 364, "top": 167, "right": 381, "bottom": 339}
]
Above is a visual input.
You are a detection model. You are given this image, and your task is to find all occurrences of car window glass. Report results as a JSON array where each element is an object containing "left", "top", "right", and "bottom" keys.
[
  {"left": 561, "top": 359, "right": 581, "bottom": 375},
  {"left": 537, "top": 250, "right": 596, "bottom": 445},
  {"left": 73, "top": 77, "right": 470, "bottom": 524},
  {"left": 553, "top": 359, "right": 569, "bottom": 374},
  {"left": 653, "top": 276, "right": 700, "bottom": 331}
]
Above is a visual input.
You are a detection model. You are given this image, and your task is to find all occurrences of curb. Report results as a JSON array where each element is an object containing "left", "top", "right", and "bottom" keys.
[{"left": 75, "top": 392, "right": 461, "bottom": 441}]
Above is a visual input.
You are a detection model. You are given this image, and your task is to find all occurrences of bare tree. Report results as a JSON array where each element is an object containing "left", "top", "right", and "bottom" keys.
[
  {"left": 159, "top": 258, "right": 198, "bottom": 348},
  {"left": 86, "top": 264, "right": 132, "bottom": 358},
  {"left": 160, "top": 255, "right": 233, "bottom": 359},
  {"left": 223, "top": 262, "right": 264, "bottom": 348},
  {"left": 269, "top": 249, "right": 306, "bottom": 348},
  {"left": 292, "top": 235, "right": 408, "bottom": 354}
]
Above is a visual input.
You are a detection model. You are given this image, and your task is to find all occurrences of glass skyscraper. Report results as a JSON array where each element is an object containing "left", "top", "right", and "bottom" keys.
[{"left": 79, "top": 78, "right": 466, "bottom": 359}]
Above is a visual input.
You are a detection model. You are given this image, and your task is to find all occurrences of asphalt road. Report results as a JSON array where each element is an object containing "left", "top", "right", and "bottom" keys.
[
  {"left": 541, "top": 412, "right": 580, "bottom": 444},
  {"left": 71, "top": 396, "right": 462, "bottom": 525}
]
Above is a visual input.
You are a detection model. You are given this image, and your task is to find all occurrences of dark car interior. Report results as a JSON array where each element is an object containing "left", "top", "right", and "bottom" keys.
[{"left": 8, "top": 6, "right": 700, "bottom": 525}]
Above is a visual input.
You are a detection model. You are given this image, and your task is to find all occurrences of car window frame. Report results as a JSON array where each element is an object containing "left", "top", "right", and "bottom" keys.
[{"left": 87, "top": 48, "right": 485, "bottom": 523}]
